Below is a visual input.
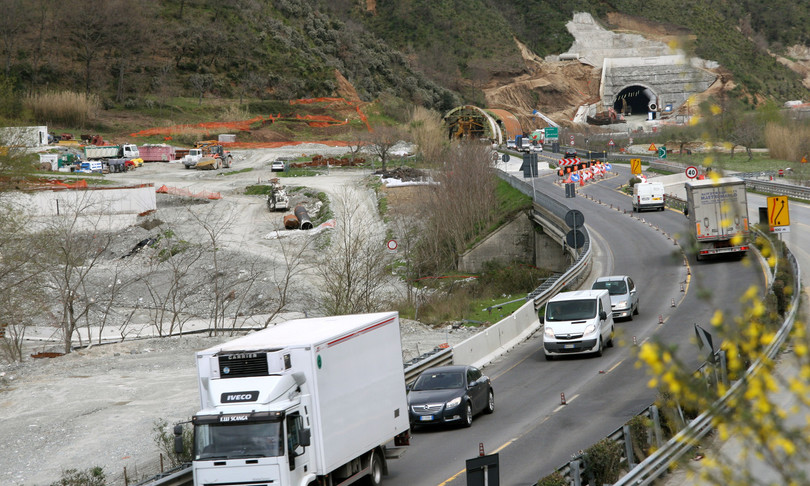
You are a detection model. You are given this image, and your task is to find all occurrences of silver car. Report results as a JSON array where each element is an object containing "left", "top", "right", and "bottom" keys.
[{"left": 591, "top": 275, "right": 639, "bottom": 320}]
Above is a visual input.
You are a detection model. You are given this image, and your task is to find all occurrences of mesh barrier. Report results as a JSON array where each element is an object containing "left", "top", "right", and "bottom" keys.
[{"left": 156, "top": 185, "right": 221, "bottom": 200}]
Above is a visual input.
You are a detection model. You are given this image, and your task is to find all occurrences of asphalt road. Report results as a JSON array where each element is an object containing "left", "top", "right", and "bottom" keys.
[{"left": 385, "top": 159, "right": 764, "bottom": 486}]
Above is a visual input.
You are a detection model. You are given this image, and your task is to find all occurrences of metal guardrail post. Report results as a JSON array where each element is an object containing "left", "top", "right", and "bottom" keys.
[{"left": 622, "top": 425, "right": 635, "bottom": 469}]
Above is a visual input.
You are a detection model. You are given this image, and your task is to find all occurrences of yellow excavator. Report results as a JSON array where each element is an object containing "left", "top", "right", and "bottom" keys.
[{"left": 194, "top": 141, "right": 233, "bottom": 170}]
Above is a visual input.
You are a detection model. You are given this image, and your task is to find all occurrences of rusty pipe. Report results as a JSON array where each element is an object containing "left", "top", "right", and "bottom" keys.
[{"left": 294, "top": 205, "right": 313, "bottom": 230}]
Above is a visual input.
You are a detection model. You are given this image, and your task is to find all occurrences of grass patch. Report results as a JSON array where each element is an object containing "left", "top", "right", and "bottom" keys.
[
  {"left": 244, "top": 184, "right": 272, "bottom": 196},
  {"left": 662, "top": 152, "right": 792, "bottom": 173},
  {"left": 222, "top": 167, "right": 253, "bottom": 176}
]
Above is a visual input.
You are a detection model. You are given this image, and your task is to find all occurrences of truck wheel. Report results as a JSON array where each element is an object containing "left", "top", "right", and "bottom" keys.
[
  {"left": 367, "top": 451, "right": 383, "bottom": 486},
  {"left": 462, "top": 402, "right": 473, "bottom": 427}
]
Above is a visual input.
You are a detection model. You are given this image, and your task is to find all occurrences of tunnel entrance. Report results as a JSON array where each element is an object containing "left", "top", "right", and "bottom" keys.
[{"left": 613, "top": 85, "right": 658, "bottom": 118}]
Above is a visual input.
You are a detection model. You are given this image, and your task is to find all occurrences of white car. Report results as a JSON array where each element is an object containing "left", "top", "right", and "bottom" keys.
[
  {"left": 271, "top": 160, "right": 286, "bottom": 172},
  {"left": 529, "top": 144, "right": 543, "bottom": 153},
  {"left": 591, "top": 275, "right": 639, "bottom": 320}
]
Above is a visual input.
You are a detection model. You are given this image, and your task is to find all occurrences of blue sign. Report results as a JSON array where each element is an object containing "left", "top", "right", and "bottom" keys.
[
  {"left": 570, "top": 173, "right": 580, "bottom": 182},
  {"left": 605, "top": 163, "right": 612, "bottom": 171}
]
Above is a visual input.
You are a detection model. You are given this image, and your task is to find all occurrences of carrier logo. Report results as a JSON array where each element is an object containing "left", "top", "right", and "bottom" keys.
[
  {"left": 221, "top": 391, "right": 259, "bottom": 403},
  {"left": 226, "top": 353, "right": 257, "bottom": 360}
]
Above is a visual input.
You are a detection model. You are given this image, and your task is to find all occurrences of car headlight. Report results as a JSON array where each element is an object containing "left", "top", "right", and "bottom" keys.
[
  {"left": 446, "top": 397, "right": 462, "bottom": 408},
  {"left": 544, "top": 327, "right": 555, "bottom": 338},
  {"left": 584, "top": 324, "right": 596, "bottom": 335},
  {"left": 616, "top": 300, "right": 628, "bottom": 308}
]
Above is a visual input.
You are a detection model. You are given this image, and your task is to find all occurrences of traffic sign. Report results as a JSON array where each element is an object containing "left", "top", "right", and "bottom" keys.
[
  {"left": 648, "top": 143, "right": 657, "bottom": 152},
  {"left": 544, "top": 127, "right": 559, "bottom": 141},
  {"left": 565, "top": 209, "right": 585, "bottom": 228},
  {"left": 767, "top": 196, "right": 790, "bottom": 228},
  {"left": 608, "top": 139, "right": 615, "bottom": 146},
  {"left": 501, "top": 153, "right": 510, "bottom": 162},
  {"left": 566, "top": 229, "right": 585, "bottom": 249},
  {"left": 630, "top": 158, "right": 642, "bottom": 175},
  {"left": 657, "top": 146, "right": 667, "bottom": 159},
  {"left": 685, "top": 166, "right": 698, "bottom": 179},
  {"left": 386, "top": 239, "right": 398, "bottom": 251}
]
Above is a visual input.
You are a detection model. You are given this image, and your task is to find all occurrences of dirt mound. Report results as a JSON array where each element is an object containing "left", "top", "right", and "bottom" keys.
[{"left": 376, "top": 166, "right": 429, "bottom": 182}]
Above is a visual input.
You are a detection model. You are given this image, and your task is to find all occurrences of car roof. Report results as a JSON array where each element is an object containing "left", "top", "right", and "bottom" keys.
[{"left": 420, "top": 365, "right": 469, "bottom": 374}]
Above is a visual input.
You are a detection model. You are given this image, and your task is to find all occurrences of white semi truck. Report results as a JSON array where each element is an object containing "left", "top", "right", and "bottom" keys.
[
  {"left": 684, "top": 176, "right": 750, "bottom": 261},
  {"left": 179, "top": 312, "right": 410, "bottom": 486}
]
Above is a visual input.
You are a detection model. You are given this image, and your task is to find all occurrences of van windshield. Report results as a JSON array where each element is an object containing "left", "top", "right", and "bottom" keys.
[
  {"left": 546, "top": 299, "right": 597, "bottom": 321},
  {"left": 592, "top": 280, "right": 627, "bottom": 296}
]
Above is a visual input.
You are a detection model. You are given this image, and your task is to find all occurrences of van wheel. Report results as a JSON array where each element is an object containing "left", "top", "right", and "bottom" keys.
[
  {"left": 595, "top": 338, "right": 604, "bottom": 357},
  {"left": 544, "top": 353, "right": 554, "bottom": 361},
  {"left": 633, "top": 304, "right": 639, "bottom": 316},
  {"left": 607, "top": 327, "right": 615, "bottom": 347}
]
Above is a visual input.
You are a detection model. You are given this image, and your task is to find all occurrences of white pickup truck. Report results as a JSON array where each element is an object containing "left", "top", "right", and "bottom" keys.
[{"left": 182, "top": 148, "right": 204, "bottom": 169}]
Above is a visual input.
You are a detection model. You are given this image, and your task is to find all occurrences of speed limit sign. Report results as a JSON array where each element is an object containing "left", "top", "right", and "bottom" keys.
[
  {"left": 386, "top": 239, "right": 398, "bottom": 251},
  {"left": 685, "top": 166, "right": 698, "bottom": 179}
]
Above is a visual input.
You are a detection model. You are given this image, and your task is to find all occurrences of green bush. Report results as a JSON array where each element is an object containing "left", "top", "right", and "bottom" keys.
[
  {"left": 536, "top": 470, "right": 567, "bottom": 486},
  {"left": 627, "top": 415, "right": 652, "bottom": 462},
  {"left": 49, "top": 467, "right": 106, "bottom": 486},
  {"left": 583, "top": 438, "right": 624, "bottom": 485},
  {"left": 153, "top": 419, "right": 193, "bottom": 467}
]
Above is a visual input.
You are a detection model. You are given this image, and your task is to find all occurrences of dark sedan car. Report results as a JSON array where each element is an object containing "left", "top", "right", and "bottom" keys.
[{"left": 407, "top": 365, "right": 494, "bottom": 428}]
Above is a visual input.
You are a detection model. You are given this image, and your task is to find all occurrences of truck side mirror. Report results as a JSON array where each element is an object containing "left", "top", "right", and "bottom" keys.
[
  {"left": 173, "top": 424, "right": 185, "bottom": 454},
  {"left": 299, "top": 428, "right": 311, "bottom": 448},
  {"left": 600, "top": 310, "right": 607, "bottom": 321}
]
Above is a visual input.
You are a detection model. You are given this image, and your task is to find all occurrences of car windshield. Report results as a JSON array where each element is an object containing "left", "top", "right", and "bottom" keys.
[
  {"left": 592, "top": 280, "right": 627, "bottom": 296},
  {"left": 412, "top": 371, "right": 464, "bottom": 391},
  {"left": 545, "top": 299, "right": 597, "bottom": 321},
  {"left": 194, "top": 421, "right": 284, "bottom": 460}
]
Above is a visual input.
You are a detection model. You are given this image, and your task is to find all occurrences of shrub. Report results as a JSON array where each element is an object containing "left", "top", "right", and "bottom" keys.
[
  {"left": 49, "top": 467, "right": 106, "bottom": 486},
  {"left": 627, "top": 414, "right": 652, "bottom": 461},
  {"left": 25, "top": 90, "right": 100, "bottom": 126},
  {"left": 153, "top": 419, "right": 193, "bottom": 467},
  {"left": 583, "top": 438, "right": 624, "bottom": 485},
  {"left": 536, "top": 470, "right": 567, "bottom": 486}
]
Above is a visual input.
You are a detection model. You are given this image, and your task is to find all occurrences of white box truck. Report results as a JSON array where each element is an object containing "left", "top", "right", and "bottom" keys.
[
  {"left": 181, "top": 312, "right": 410, "bottom": 486},
  {"left": 684, "top": 177, "right": 750, "bottom": 261}
]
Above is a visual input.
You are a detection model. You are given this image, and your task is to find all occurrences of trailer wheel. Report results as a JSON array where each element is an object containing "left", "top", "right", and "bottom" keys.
[{"left": 367, "top": 451, "right": 383, "bottom": 486}]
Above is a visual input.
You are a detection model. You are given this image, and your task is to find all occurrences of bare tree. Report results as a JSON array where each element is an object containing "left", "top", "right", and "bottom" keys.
[
  {"left": 728, "top": 114, "right": 763, "bottom": 161},
  {"left": 0, "top": 0, "right": 24, "bottom": 74},
  {"left": 65, "top": 0, "right": 115, "bottom": 95},
  {"left": 189, "top": 73, "right": 215, "bottom": 106},
  {"left": 33, "top": 193, "right": 132, "bottom": 353},
  {"left": 314, "top": 187, "right": 393, "bottom": 315},
  {"left": 363, "top": 125, "right": 407, "bottom": 171},
  {"left": 28, "top": 0, "right": 52, "bottom": 90},
  {"left": 0, "top": 200, "right": 42, "bottom": 362}
]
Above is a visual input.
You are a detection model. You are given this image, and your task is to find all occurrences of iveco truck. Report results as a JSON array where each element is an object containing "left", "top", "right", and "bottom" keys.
[{"left": 180, "top": 312, "right": 410, "bottom": 486}]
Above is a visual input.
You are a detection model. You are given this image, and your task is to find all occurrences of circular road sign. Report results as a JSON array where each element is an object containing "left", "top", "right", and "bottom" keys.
[
  {"left": 566, "top": 229, "right": 585, "bottom": 249},
  {"left": 685, "top": 166, "right": 699, "bottom": 179},
  {"left": 564, "top": 209, "right": 585, "bottom": 228},
  {"left": 386, "top": 239, "right": 398, "bottom": 251},
  {"left": 502, "top": 153, "right": 510, "bottom": 163}
]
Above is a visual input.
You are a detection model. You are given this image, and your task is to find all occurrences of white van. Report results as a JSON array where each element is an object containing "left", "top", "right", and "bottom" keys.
[
  {"left": 541, "top": 289, "right": 614, "bottom": 360},
  {"left": 632, "top": 182, "right": 665, "bottom": 211}
]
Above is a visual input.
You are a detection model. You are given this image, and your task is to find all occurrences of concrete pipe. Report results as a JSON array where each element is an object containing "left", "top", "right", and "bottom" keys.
[
  {"left": 643, "top": 88, "right": 658, "bottom": 111},
  {"left": 294, "top": 205, "right": 313, "bottom": 230},
  {"left": 283, "top": 214, "right": 299, "bottom": 230}
]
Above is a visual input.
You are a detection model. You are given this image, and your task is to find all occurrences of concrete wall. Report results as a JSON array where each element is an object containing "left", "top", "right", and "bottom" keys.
[
  {"left": 11, "top": 184, "right": 157, "bottom": 217},
  {"left": 457, "top": 214, "right": 535, "bottom": 273},
  {"left": 452, "top": 298, "right": 540, "bottom": 369}
]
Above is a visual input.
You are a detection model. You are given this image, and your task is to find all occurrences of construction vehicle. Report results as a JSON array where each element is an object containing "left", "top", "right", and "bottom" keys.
[
  {"left": 266, "top": 178, "right": 290, "bottom": 211},
  {"left": 193, "top": 142, "right": 233, "bottom": 170}
]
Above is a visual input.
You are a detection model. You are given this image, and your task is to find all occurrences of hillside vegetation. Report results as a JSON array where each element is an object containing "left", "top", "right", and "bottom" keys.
[{"left": 0, "top": 0, "right": 808, "bottom": 131}]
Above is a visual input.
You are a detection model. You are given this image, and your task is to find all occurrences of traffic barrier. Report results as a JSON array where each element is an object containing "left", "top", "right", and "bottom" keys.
[{"left": 561, "top": 393, "right": 567, "bottom": 405}]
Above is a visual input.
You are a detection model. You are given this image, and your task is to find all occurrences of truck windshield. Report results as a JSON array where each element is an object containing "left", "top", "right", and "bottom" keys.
[
  {"left": 194, "top": 421, "right": 284, "bottom": 460},
  {"left": 545, "top": 299, "right": 597, "bottom": 321}
]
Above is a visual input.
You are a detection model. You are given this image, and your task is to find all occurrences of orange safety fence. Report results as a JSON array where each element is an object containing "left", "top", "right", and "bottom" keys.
[
  {"left": 156, "top": 185, "right": 221, "bottom": 200},
  {"left": 129, "top": 97, "right": 371, "bottom": 138}
]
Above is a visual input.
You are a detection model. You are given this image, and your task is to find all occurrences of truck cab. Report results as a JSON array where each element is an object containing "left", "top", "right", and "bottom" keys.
[
  {"left": 183, "top": 149, "right": 204, "bottom": 169},
  {"left": 121, "top": 144, "right": 140, "bottom": 159}
]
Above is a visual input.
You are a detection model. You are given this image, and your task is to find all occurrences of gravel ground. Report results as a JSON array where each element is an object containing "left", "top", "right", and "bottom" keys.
[{"left": 0, "top": 144, "right": 479, "bottom": 486}]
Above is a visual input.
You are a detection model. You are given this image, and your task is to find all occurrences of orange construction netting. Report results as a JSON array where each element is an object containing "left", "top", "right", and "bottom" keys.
[
  {"left": 129, "top": 97, "right": 371, "bottom": 139},
  {"left": 156, "top": 185, "right": 221, "bottom": 200}
]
